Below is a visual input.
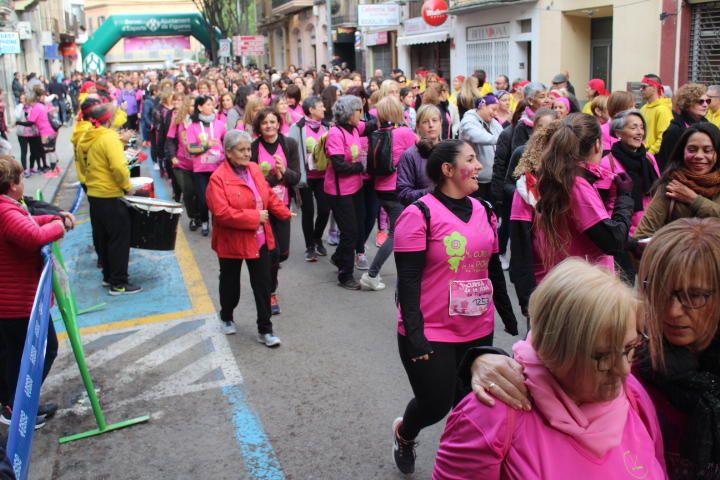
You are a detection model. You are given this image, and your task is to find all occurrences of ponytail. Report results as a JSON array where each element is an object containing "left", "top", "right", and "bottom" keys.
[{"left": 425, "top": 139, "right": 470, "bottom": 185}]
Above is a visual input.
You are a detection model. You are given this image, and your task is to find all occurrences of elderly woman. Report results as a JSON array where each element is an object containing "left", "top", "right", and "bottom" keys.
[
  {"left": 634, "top": 122, "right": 720, "bottom": 240},
  {"left": 657, "top": 83, "right": 710, "bottom": 171},
  {"left": 206, "top": 130, "right": 292, "bottom": 346},
  {"left": 434, "top": 259, "right": 665, "bottom": 479},
  {"left": 324, "top": 95, "right": 376, "bottom": 290},
  {"left": 511, "top": 82, "right": 553, "bottom": 151}
]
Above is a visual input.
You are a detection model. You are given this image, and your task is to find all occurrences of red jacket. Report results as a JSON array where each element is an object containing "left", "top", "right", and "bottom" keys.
[
  {"left": 0, "top": 195, "right": 65, "bottom": 318},
  {"left": 206, "top": 161, "right": 292, "bottom": 259}
]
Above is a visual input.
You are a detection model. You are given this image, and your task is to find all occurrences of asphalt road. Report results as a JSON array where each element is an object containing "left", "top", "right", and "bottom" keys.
[{"left": 24, "top": 154, "right": 523, "bottom": 479}]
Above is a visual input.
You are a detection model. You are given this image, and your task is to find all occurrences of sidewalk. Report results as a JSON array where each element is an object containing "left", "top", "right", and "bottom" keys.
[{"left": 6, "top": 124, "right": 76, "bottom": 203}]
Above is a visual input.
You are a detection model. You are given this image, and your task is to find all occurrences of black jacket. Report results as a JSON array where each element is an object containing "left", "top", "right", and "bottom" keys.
[
  {"left": 250, "top": 135, "right": 301, "bottom": 189},
  {"left": 491, "top": 125, "right": 514, "bottom": 203},
  {"left": 656, "top": 113, "right": 708, "bottom": 172}
]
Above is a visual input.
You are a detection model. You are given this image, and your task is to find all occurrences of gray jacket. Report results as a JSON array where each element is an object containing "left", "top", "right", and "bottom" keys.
[
  {"left": 459, "top": 109, "right": 503, "bottom": 184},
  {"left": 287, "top": 117, "right": 328, "bottom": 186}
]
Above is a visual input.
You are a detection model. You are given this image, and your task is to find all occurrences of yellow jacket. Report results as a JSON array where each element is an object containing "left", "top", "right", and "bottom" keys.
[
  {"left": 480, "top": 82, "right": 493, "bottom": 97},
  {"left": 71, "top": 120, "right": 93, "bottom": 184},
  {"left": 641, "top": 99, "right": 674, "bottom": 155},
  {"left": 708, "top": 108, "right": 720, "bottom": 130},
  {"left": 78, "top": 126, "right": 131, "bottom": 198},
  {"left": 582, "top": 101, "right": 593, "bottom": 115},
  {"left": 113, "top": 108, "right": 128, "bottom": 130}
]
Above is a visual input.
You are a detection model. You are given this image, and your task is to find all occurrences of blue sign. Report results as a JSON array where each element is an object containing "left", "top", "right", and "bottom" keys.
[
  {"left": 43, "top": 44, "right": 62, "bottom": 60},
  {"left": 7, "top": 255, "right": 53, "bottom": 480}
]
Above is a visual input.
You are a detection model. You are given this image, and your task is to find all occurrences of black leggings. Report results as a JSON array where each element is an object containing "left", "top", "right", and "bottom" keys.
[
  {"left": 218, "top": 247, "right": 274, "bottom": 334},
  {"left": 88, "top": 196, "right": 131, "bottom": 286},
  {"left": 299, "top": 178, "right": 330, "bottom": 249},
  {"left": 327, "top": 188, "right": 365, "bottom": 282},
  {"left": 397, "top": 332, "right": 493, "bottom": 440},
  {"left": 29, "top": 136, "right": 45, "bottom": 170},
  {"left": 0, "top": 317, "right": 58, "bottom": 407},
  {"left": 18, "top": 137, "right": 30, "bottom": 170},
  {"left": 270, "top": 215, "right": 291, "bottom": 293}
]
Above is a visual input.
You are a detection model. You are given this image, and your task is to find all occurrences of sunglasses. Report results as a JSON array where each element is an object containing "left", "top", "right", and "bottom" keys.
[{"left": 696, "top": 98, "right": 711, "bottom": 105}]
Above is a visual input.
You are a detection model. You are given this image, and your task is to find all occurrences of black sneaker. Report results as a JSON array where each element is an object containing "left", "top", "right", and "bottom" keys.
[
  {"left": 109, "top": 283, "right": 143, "bottom": 296},
  {"left": 0, "top": 405, "right": 46, "bottom": 429},
  {"left": 314, "top": 241, "right": 328, "bottom": 256},
  {"left": 38, "top": 402, "right": 58, "bottom": 420},
  {"left": 392, "top": 417, "right": 417, "bottom": 474},
  {"left": 338, "top": 278, "right": 361, "bottom": 290},
  {"left": 201, "top": 222, "right": 210, "bottom": 237},
  {"left": 305, "top": 248, "right": 318, "bottom": 262},
  {"left": 189, "top": 219, "right": 199, "bottom": 231}
]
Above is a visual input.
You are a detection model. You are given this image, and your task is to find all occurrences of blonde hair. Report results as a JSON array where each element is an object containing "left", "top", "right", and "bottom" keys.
[
  {"left": 242, "top": 97, "right": 265, "bottom": 132},
  {"left": 638, "top": 218, "right": 720, "bottom": 371},
  {"left": 514, "top": 119, "right": 561, "bottom": 177},
  {"left": 378, "top": 80, "right": 400, "bottom": 99},
  {"left": 416, "top": 104, "right": 442, "bottom": 134},
  {"left": 376, "top": 96, "right": 405, "bottom": 125},
  {"left": 591, "top": 95, "right": 608, "bottom": 118},
  {"left": 368, "top": 90, "right": 382, "bottom": 110},
  {"left": 530, "top": 258, "right": 638, "bottom": 374},
  {"left": 675, "top": 83, "right": 708, "bottom": 112}
]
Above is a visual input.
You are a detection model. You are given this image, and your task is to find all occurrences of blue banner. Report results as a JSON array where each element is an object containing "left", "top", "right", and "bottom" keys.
[{"left": 7, "top": 255, "right": 53, "bottom": 480}]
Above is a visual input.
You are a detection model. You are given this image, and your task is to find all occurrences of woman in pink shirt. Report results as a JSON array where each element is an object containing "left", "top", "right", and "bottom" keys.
[
  {"left": 434, "top": 258, "right": 666, "bottom": 480},
  {"left": 26, "top": 87, "right": 53, "bottom": 171},
  {"left": 391, "top": 139, "right": 518, "bottom": 475},
  {"left": 166, "top": 94, "right": 200, "bottom": 231}
]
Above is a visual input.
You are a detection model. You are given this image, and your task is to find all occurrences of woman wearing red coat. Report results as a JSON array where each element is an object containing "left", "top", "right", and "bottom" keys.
[
  {"left": 206, "top": 130, "right": 292, "bottom": 347},
  {"left": 0, "top": 155, "right": 66, "bottom": 425}
]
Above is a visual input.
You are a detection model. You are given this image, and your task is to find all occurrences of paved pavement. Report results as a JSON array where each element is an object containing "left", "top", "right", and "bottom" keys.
[{"left": 8, "top": 132, "right": 523, "bottom": 479}]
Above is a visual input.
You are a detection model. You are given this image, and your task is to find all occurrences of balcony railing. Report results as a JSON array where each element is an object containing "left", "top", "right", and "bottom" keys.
[
  {"left": 332, "top": 12, "right": 358, "bottom": 26},
  {"left": 271, "top": 0, "right": 314, "bottom": 15}
]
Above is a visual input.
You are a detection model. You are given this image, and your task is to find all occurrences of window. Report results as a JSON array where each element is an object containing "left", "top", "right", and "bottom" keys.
[
  {"left": 466, "top": 23, "right": 510, "bottom": 81},
  {"left": 519, "top": 19, "right": 531, "bottom": 33},
  {"left": 690, "top": 2, "right": 720, "bottom": 84}
]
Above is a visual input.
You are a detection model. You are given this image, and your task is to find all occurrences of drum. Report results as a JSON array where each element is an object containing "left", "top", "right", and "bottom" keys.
[
  {"left": 130, "top": 176, "right": 155, "bottom": 198},
  {"left": 123, "top": 196, "right": 183, "bottom": 251}
]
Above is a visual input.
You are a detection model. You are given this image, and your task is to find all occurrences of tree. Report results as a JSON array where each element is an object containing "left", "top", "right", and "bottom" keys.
[{"left": 191, "top": 0, "right": 241, "bottom": 64}]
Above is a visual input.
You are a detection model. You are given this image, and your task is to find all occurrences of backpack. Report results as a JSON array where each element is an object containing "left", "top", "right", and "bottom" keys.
[
  {"left": 48, "top": 111, "right": 61, "bottom": 132},
  {"left": 313, "top": 132, "right": 330, "bottom": 172},
  {"left": 366, "top": 125, "right": 395, "bottom": 176}
]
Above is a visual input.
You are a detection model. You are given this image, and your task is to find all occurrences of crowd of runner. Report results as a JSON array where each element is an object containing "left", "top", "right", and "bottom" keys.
[{"left": 1, "top": 60, "right": 720, "bottom": 478}]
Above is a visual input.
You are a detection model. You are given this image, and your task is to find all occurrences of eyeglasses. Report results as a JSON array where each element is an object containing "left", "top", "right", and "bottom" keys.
[
  {"left": 591, "top": 333, "right": 648, "bottom": 372},
  {"left": 412, "top": 86, "right": 420, "bottom": 90},
  {"left": 696, "top": 98, "right": 712, "bottom": 105},
  {"left": 672, "top": 289, "right": 715, "bottom": 309}
]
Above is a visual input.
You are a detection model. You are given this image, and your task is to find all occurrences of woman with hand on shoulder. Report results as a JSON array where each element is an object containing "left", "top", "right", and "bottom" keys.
[
  {"left": 396, "top": 104, "right": 442, "bottom": 206},
  {"left": 391, "top": 140, "right": 517, "bottom": 475},
  {"left": 206, "top": 130, "right": 291, "bottom": 346}
]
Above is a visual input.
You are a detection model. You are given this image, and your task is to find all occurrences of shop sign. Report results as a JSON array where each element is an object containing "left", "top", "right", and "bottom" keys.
[
  {"left": 365, "top": 31, "right": 388, "bottom": 47},
  {"left": 358, "top": 4, "right": 400, "bottom": 27},
  {"left": 403, "top": 16, "right": 449, "bottom": 36},
  {"left": 17, "top": 22, "right": 32, "bottom": 40},
  {"left": 232, "top": 35, "right": 266, "bottom": 56},
  {"left": 0, "top": 32, "right": 20, "bottom": 54},
  {"left": 43, "top": 44, "right": 62, "bottom": 60},
  {"left": 60, "top": 42, "right": 78, "bottom": 57},
  {"left": 422, "top": 0, "right": 449, "bottom": 27},
  {"left": 467, "top": 23, "right": 510, "bottom": 42}
]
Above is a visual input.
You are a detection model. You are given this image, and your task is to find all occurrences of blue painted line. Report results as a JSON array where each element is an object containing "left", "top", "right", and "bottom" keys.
[
  {"left": 70, "top": 185, "right": 84, "bottom": 215},
  {"left": 222, "top": 385, "right": 285, "bottom": 480}
]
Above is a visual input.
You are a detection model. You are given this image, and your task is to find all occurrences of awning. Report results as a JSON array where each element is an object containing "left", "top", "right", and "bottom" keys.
[{"left": 396, "top": 31, "right": 449, "bottom": 46}]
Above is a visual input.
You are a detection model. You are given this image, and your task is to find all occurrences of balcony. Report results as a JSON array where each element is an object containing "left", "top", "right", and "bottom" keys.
[
  {"left": 271, "top": 0, "right": 314, "bottom": 16},
  {"left": 332, "top": 12, "right": 358, "bottom": 27}
]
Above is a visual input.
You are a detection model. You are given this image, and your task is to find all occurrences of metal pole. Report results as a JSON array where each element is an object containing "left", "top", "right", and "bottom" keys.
[{"left": 325, "top": 0, "right": 333, "bottom": 67}]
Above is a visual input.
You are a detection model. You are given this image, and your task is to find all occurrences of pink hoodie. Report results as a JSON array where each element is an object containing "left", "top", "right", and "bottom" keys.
[{"left": 433, "top": 340, "right": 667, "bottom": 480}]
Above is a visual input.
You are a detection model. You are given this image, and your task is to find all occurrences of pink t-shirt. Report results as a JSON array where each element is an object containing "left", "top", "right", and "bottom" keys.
[
  {"left": 601, "top": 121, "right": 619, "bottom": 152},
  {"left": 433, "top": 375, "right": 666, "bottom": 480},
  {"left": 257, "top": 142, "right": 290, "bottom": 206},
  {"left": 394, "top": 194, "right": 499, "bottom": 342},
  {"left": 324, "top": 124, "right": 365, "bottom": 196},
  {"left": 374, "top": 126, "right": 418, "bottom": 192},
  {"left": 601, "top": 152, "right": 660, "bottom": 235},
  {"left": 167, "top": 120, "right": 193, "bottom": 171},
  {"left": 28, "top": 102, "right": 54, "bottom": 137},
  {"left": 533, "top": 175, "right": 614, "bottom": 281},
  {"left": 304, "top": 123, "right": 327, "bottom": 180},
  {"left": 289, "top": 104, "right": 304, "bottom": 124},
  {"left": 186, "top": 119, "right": 227, "bottom": 173}
]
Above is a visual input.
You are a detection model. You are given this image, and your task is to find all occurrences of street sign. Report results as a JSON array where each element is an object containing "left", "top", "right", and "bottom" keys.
[
  {"left": 358, "top": 4, "right": 400, "bottom": 27},
  {"left": 0, "top": 32, "right": 20, "bottom": 54},
  {"left": 218, "top": 38, "right": 231, "bottom": 58},
  {"left": 232, "top": 35, "right": 266, "bottom": 56}
]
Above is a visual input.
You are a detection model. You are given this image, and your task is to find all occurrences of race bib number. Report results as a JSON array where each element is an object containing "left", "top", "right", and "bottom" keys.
[
  {"left": 449, "top": 279, "right": 493, "bottom": 316},
  {"left": 272, "top": 185, "right": 289, "bottom": 204},
  {"left": 201, "top": 149, "right": 222, "bottom": 165}
]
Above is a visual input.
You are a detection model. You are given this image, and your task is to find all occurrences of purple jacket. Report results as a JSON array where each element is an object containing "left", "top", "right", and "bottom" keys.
[
  {"left": 119, "top": 89, "right": 139, "bottom": 115},
  {"left": 396, "top": 143, "right": 432, "bottom": 206}
]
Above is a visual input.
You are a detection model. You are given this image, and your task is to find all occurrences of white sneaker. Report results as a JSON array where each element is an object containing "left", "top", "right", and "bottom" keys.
[
  {"left": 355, "top": 253, "right": 369, "bottom": 270},
  {"left": 257, "top": 333, "right": 281, "bottom": 348},
  {"left": 222, "top": 321, "right": 237, "bottom": 335},
  {"left": 500, "top": 253, "right": 510, "bottom": 271},
  {"left": 360, "top": 272, "right": 386, "bottom": 291}
]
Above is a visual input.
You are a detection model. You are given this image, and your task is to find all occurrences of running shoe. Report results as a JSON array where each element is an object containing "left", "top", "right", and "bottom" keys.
[
  {"left": 305, "top": 248, "right": 318, "bottom": 262},
  {"left": 375, "top": 230, "right": 389, "bottom": 247},
  {"left": 0, "top": 405, "right": 46, "bottom": 430},
  {"left": 109, "top": 283, "right": 143, "bottom": 296},
  {"left": 360, "top": 273, "right": 386, "bottom": 291},
  {"left": 270, "top": 293, "right": 281, "bottom": 315},
  {"left": 500, "top": 253, "right": 510, "bottom": 271},
  {"left": 328, "top": 229, "right": 340, "bottom": 246},
  {"left": 102, "top": 279, "right": 110, "bottom": 288},
  {"left": 355, "top": 253, "right": 369, "bottom": 270},
  {"left": 257, "top": 333, "right": 282, "bottom": 348},
  {"left": 392, "top": 417, "right": 417, "bottom": 474},
  {"left": 201, "top": 222, "right": 210, "bottom": 237},
  {"left": 222, "top": 320, "right": 237, "bottom": 335},
  {"left": 338, "top": 278, "right": 361, "bottom": 290},
  {"left": 189, "top": 219, "right": 199, "bottom": 231},
  {"left": 38, "top": 402, "right": 58, "bottom": 419},
  {"left": 314, "top": 241, "right": 328, "bottom": 256}
]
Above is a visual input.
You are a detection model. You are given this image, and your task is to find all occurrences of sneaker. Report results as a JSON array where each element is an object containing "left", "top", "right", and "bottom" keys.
[
  {"left": 0, "top": 405, "right": 46, "bottom": 430},
  {"left": 360, "top": 272, "right": 386, "bottom": 291},
  {"left": 109, "top": 283, "right": 143, "bottom": 296},
  {"left": 153, "top": 163, "right": 160, "bottom": 171},
  {"left": 500, "top": 252, "right": 510, "bottom": 271},
  {"left": 189, "top": 219, "right": 199, "bottom": 231},
  {"left": 314, "top": 241, "right": 328, "bottom": 256},
  {"left": 222, "top": 320, "right": 237, "bottom": 335},
  {"left": 328, "top": 229, "right": 340, "bottom": 246},
  {"left": 201, "top": 222, "right": 210, "bottom": 237},
  {"left": 338, "top": 278, "right": 361, "bottom": 290},
  {"left": 355, "top": 253, "right": 369, "bottom": 270},
  {"left": 37, "top": 402, "right": 58, "bottom": 420},
  {"left": 257, "top": 333, "right": 281, "bottom": 348},
  {"left": 330, "top": 255, "right": 339, "bottom": 269},
  {"left": 392, "top": 417, "right": 417, "bottom": 474},
  {"left": 270, "top": 293, "right": 281, "bottom": 315},
  {"left": 102, "top": 279, "right": 110, "bottom": 288},
  {"left": 23, "top": 170, "right": 31, "bottom": 178},
  {"left": 305, "top": 248, "right": 318, "bottom": 262},
  {"left": 375, "top": 230, "right": 389, "bottom": 247}
]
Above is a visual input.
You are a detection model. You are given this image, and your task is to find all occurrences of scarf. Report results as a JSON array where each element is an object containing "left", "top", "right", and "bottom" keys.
[
  {"left": 305, "top": 117, "right": 322, "bottom": 130},
  {"left": 198, "top": 113, "right": 216, "bottom": 124},
  {"left": 671, "top": 169, "right": 720, "bottom": 199},
  {"left": 520, "top": 107, "right": 535, "bottom": 128},
  {"left": 610, "top": 142, "right": 658, "bottom": 211},
  {"left": 636, "top": 339, "right": 720, "bottom": 475}
]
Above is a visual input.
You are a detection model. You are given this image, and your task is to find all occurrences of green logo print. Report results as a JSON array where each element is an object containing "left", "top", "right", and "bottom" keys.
[
  {"left": 350, "top": 144, "right": 360, "bottom": 160},
  {"left": 444, "top": 231, "right": 467, "bottom": 272}
]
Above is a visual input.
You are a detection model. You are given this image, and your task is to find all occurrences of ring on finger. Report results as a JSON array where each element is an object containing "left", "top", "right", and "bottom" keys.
[{"left": 488, "top": 382, "right": 497, "bottom": 390}]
